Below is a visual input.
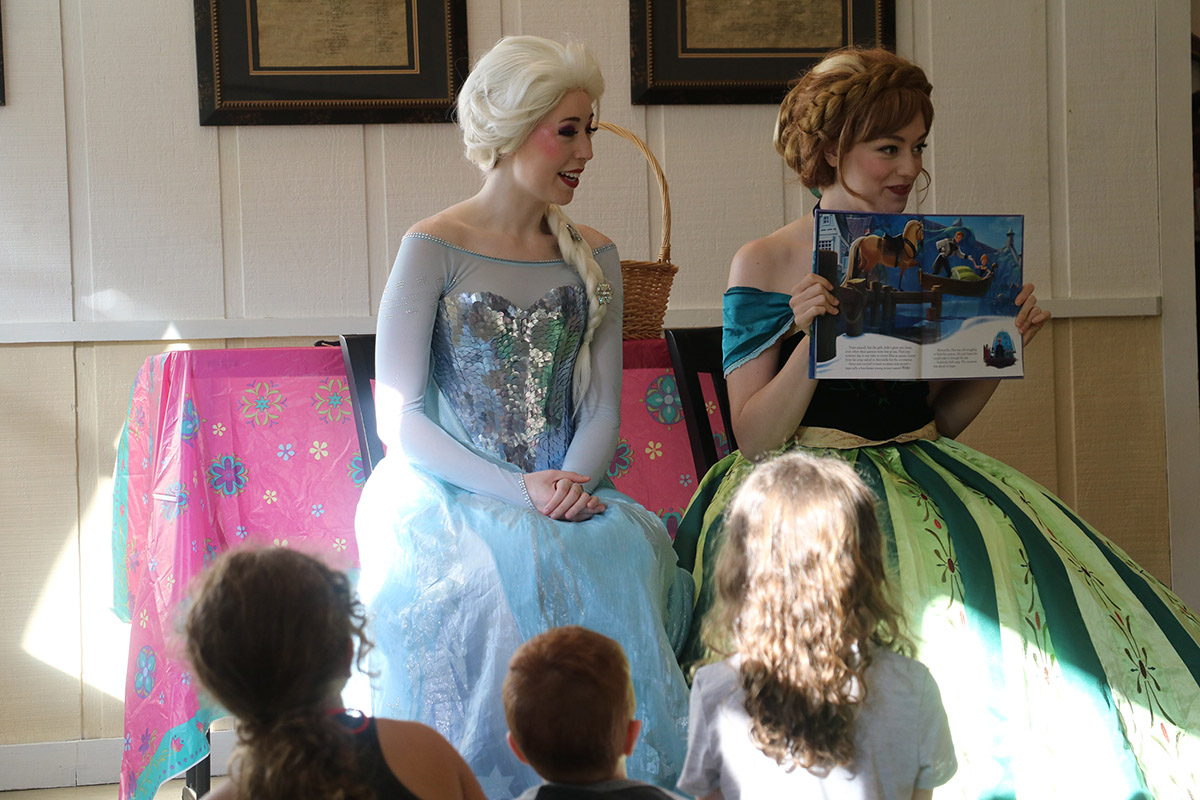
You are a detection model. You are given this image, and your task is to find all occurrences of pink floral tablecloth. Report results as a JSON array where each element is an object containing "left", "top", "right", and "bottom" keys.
[
  {"left": 111, "top": 341, "right": 718, "bottom": 799},
  {"left": 111, "top": 347, "right": 362, "bottom": 800},
  {"left": 606, "top": 339, "right": 729, "bottom": 538}
]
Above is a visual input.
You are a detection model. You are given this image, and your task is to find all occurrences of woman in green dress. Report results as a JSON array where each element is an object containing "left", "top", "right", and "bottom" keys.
[{"left": 675, "top": 47, "right": 1200, "bottom": 799}]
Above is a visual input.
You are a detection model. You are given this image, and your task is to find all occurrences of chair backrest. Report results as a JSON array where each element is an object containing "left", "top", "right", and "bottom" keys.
[
  {"left": 665, "top": 326, "right": 737, "bottom": 476},
  {"left": 338, "top": 334, "right": 385, "bottom": 477}
]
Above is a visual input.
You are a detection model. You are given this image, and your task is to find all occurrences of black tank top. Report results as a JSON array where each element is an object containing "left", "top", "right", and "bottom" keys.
[
  {"left": 337, "top": 714, "right": 422, "bottom": 800},
  {"left": 532, "top": 782, "right": 676, "bottom": 799}
]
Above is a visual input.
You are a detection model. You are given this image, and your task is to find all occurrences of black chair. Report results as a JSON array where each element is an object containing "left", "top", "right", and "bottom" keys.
[
  {"left": 665, "top": 327, "right": 737, "bottom": 477},
  {"left": 339, "top": 334, "right": 385, "bottom": 477}
]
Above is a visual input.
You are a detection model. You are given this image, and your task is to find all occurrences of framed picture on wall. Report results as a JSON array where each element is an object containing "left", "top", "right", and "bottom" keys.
[
  {"left": 630, "top": 0, "right": 895, "bottom": 105},
  {"left": 1, "top": 2, "right": 6, "bottom": 106},
  {"left": 194, "top": 0, "right": 468, "bottom": 125}
]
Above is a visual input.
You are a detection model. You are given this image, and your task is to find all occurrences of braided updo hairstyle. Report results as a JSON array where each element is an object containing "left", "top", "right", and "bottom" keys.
[
  {"left": 185, "top": 548, "right": 373, "bottom": 800},
  {"left": 457, "top": 35, "right": 610, "bottom": 406},
  {"left": 774, "top": 48, "right": 933, "bottom": 198}
]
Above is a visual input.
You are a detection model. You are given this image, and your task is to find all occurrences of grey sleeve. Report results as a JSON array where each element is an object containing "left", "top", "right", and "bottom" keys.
[
  {"left": 677, "top": 666, "right": 724, "bottom": 797},
  {"left": 915, "top": 665, "right": 958, "bottom": 789}
]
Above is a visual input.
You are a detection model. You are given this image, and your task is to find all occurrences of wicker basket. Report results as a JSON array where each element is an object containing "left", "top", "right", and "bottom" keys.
[{"left": 598, "top": 121, "right": 678, "bottom": 340}]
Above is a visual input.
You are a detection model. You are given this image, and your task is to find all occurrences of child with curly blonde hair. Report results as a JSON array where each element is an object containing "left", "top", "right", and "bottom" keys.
[{"left": 679, "top": 452, "right": 956, "bottom": 800}]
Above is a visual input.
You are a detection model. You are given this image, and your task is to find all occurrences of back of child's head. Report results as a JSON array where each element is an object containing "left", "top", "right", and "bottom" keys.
[
  {"left": 503, "top": 625, "right": 635, "bottom": 783},
  {"left": 184, "top": 547, "right": 372, "bottom": 800},
  {"left": 706, "top": 452, "right": 909, "bottom": 772}
]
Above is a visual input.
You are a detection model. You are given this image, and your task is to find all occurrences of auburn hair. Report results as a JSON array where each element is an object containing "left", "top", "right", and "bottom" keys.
[
  {"left": 503, "top": 625, "right": 635, "bottom": 783},
  {"left": 774, "top": 47, "right": 934, "bottom": 199}
]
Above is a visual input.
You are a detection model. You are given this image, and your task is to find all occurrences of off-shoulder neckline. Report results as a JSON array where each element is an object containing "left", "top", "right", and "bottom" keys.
[{"left": 404, "top": 231, "right": 616, "bottom": 265}]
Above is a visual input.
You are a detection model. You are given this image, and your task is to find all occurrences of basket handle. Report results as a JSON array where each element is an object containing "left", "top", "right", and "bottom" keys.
[{"left": 598, "top": 121, "right": 672, "bottom": 263}]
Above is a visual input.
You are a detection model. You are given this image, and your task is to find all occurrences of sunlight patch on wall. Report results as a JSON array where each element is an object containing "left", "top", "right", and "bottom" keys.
[
  {"left": 21, "top": 476, "right": 130, "bottom": 702},
  {"left": 21, "top": 531, "right": 85, "bottom": 693}
]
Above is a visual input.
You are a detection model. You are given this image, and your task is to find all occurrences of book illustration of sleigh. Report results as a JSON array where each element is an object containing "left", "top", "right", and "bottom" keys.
[{"left": 919, "top": 269, "right": 995, "bottom": 296}]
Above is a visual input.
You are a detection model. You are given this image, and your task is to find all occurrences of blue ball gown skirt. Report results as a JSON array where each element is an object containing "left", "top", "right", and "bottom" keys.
[{"left": 356, "top": 454, "right": 691, "bottom": 799}]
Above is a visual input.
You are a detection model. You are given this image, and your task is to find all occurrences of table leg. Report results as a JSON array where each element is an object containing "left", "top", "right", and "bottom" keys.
[{"left": 183, "top": 730, "right": 211, "bottom": 799}]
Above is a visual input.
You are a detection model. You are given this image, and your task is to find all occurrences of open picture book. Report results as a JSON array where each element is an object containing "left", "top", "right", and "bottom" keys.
[{"left": 810, "top": 209, "right": 1025, "bottom": 380}]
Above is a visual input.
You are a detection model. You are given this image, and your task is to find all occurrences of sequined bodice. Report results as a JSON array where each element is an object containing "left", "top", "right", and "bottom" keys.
[{"left": 430, "top": 286, "right": 587, "bottom": 472}]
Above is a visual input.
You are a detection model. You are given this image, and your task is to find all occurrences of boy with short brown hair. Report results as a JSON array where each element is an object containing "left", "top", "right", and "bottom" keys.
[{"left": 502, "top": 626, "right": 686, "bottom": 799}]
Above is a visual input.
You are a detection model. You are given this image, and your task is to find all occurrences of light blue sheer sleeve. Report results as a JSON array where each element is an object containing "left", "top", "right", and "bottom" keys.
[{"left": 374, "top": 235, "right": 529, "bottom": 506}]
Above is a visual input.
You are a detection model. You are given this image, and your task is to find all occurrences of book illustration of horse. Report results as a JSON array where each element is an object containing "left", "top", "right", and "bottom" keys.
[{"left": 844, "top": 218, "right": 924, "bottom": 288}]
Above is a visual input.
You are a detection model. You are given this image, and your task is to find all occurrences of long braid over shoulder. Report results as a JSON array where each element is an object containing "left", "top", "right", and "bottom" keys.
[
  {"left": 545, "top": 203, "right": 608, "bottom": 405},
  {"left": 774, "top": 48, "right": 933, "bottom": 194}
]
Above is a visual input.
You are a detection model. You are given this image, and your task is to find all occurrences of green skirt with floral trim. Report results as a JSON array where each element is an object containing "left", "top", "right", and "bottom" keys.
[{"left": 674, "top": 436, "right": 1200, "bottom": 800}]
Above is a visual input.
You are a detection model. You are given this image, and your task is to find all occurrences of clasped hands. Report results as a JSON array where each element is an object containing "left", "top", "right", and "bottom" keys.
[{"left": 525, "top": 470, "right": 606, "bottom": 522}]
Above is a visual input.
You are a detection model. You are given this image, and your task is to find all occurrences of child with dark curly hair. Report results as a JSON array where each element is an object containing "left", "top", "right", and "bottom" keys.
[{"left": 184, "top": 547, "right": 485, "bottom": 800}]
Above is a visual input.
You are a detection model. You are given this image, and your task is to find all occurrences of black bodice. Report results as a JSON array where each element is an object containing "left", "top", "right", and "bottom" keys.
[{"left": 778, "top": 333, "right": 935, "bottom": 440}]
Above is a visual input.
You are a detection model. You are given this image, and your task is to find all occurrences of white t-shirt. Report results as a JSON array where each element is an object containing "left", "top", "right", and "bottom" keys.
[{"left": 679, "top": 650, "right": 956, "bottom": 800}]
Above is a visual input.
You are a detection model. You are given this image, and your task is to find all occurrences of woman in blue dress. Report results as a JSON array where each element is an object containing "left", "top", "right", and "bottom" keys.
[
  {"left": 675, "top": 47, "right": 1200, "bottom": 798},
  {"left": 353, "top": 36, "right": 690, "bottom": 799}
]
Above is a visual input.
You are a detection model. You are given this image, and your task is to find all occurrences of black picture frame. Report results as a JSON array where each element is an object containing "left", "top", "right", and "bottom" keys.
[
  {"left": 1, "top": 2, "right": 6, "bottom": 107},
  {"left": 630, "top": 0, "right": 895, "bottom": 105},
  {"left": 194, "top": 0, "right": 468, "bottom": 125}
]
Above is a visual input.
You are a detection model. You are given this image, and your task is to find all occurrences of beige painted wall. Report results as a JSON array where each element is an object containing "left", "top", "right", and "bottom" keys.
[{"left": 0, "top": 0, "right": 1195, "bottom": 761}]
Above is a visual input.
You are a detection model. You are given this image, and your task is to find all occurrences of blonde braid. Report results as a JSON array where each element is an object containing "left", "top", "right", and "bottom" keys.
[{"left": 545, "top": 203, "right": 608, "bottom": 408}]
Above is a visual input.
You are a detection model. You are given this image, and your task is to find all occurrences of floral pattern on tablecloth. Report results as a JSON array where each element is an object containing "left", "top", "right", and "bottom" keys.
[
  {"left": 609, "top": 360, "right": 728, "bottom": 538},
  {"left": 112, "top": 347, "right": 362, "bottom": 800}
]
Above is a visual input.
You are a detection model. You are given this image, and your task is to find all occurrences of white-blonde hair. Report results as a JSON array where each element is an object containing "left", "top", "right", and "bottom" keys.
[{"left": 457, "top": 35, "right": 610, "bottom": 405}]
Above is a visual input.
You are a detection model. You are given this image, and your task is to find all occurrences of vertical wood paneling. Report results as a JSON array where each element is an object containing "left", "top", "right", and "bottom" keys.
[
  {"left": 922, "top": 2, "right": 1052, "bottom": 289},
  {"left": 1059, "top": 2, "right": 1159, "bottom": 296},
  {"left": 219, "top": 128, "right": 246, "bottom": 320},
  {"left": 379, "top": 124, "right": 481, "bottom": 291},
  {"left": 0, "top": 0, "right": 72, "bottom": 323},
  {"left": 363, "top": 125, "right": 389, "bottom": 311},
  {"left": 1158, "top": 0, "right": 1200, "bottom": 610},
  {"left": 467, "top": 0, "right": 503, "bottom": 59},
  {"left": 1068, "top": 318, "right": 1170, "bottom": 582},
  {"left": 657, "top": 106, "right": 787, "bottom": 311},
  {"left": 235, "top": 127, "right": 370, "bottom": 318},
  {"left": 68, "top": 0, "right": 224, "bottom": 323},
  {"left": 0, "top": 346, "right": 81, "bottom": 745}
]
